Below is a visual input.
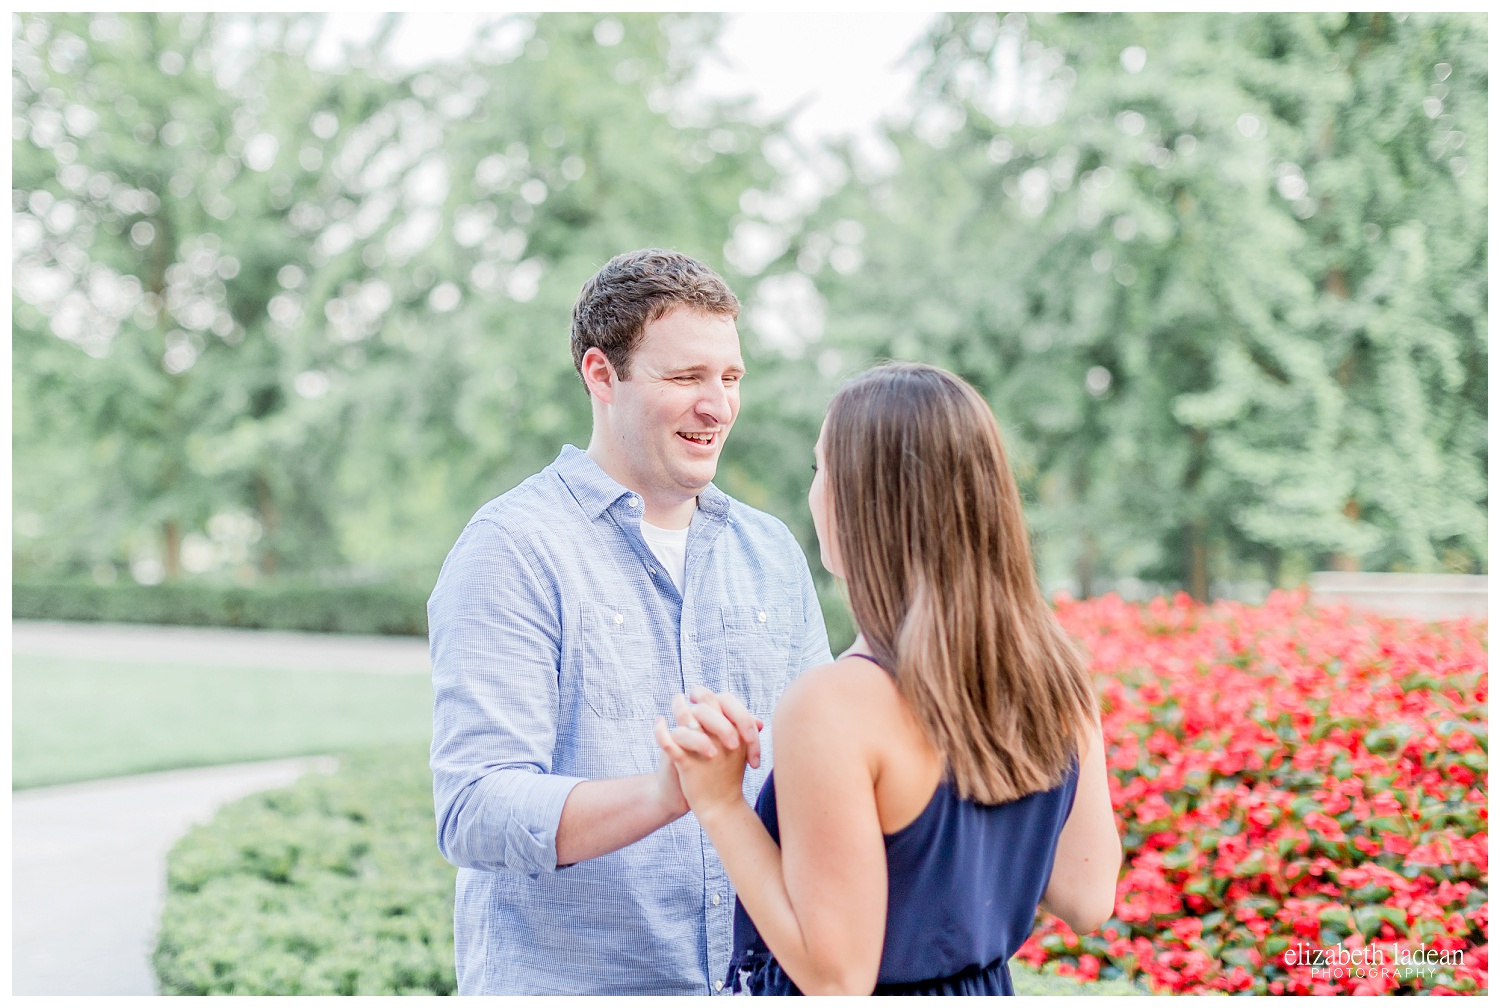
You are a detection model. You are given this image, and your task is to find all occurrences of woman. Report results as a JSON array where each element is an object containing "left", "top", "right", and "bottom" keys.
[{"left": 656, "top": 362, "right": 1121, "bottom": 995}]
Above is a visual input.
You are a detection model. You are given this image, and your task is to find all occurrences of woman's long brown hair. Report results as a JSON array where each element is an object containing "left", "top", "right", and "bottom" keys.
[{"left": 825, "top": 362, "right": 1097, "bottom": 803}]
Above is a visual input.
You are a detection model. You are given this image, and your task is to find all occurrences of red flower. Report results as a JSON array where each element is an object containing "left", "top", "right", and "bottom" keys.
[
  {"left": 1039, "top": 592, "right": 1487, "bottom": 996},
  {"left": 1169, "top": 917, "right": 1203, "bottom": 943},
  {"left": 1383, "top": 834, "right": 1415, "bottom": 857},
  {"left": 1371, "top": 791, "right": 1404, "bottom": 818},
  {"left": 1134, "top": 794, "right": 1173, "bottom": 824},
  {"left": 1305, "top": 812, "right": 1346, "bottom": 841}
]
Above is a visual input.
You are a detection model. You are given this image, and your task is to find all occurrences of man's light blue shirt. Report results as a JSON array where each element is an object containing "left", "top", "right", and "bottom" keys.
[{"left": 429, "top": 445, "right": 832, "bottom": 995}]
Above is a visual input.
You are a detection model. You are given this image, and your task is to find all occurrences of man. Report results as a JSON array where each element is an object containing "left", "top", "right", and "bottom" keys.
[{"left": 428, "top": 248, "right": 832, "bottom": 995}]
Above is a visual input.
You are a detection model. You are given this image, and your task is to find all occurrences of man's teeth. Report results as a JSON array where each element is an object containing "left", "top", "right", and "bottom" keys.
[{"left": 680, "top": 433, "right": 713, "bottom": 444}]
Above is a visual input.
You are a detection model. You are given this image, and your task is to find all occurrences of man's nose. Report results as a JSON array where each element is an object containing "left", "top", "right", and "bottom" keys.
[{"left": 697, "top": 383, "right": 732, "bottom": 423}]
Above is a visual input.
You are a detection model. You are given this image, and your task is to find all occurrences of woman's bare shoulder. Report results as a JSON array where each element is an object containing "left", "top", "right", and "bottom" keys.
[
  {"left": 774, "top": 653, "right": 940, "bottom": 831},
  {"left": 774, "top": 654, "right": 904, "bottom": 747}
]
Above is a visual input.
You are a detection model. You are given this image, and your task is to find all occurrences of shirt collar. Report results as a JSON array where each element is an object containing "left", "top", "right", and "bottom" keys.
[{"left": 552, "top": 444, "right": 732, "bottom": 523}]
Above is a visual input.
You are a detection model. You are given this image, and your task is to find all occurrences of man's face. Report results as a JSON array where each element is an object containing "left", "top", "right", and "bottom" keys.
[{"left": 606, "top": 306, "right": 744, "bottom": 503}]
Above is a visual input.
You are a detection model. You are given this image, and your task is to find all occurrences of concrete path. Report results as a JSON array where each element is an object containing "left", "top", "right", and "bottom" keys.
[
  {"left": 13, "top": 619, "right": 428, "bottom": 995},
  {"left": 13, "top": 756, "right": 337, "bottom": 995},
  {"left": 13, "top": 619, "right": 430, "bottom": 674}
]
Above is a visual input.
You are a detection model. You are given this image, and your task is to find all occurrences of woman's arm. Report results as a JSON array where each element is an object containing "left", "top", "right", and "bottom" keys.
[
  {"left": 1039, "top": 718, "right": 1121, "bottom": 933},
  {"left": 658, "top": 670, "right": 889, "bottom": 994}
]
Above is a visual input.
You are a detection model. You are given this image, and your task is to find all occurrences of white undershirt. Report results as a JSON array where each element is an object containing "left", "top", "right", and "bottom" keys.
[{"left": 639, "top": 518, "right": 690, "bottom": 591}]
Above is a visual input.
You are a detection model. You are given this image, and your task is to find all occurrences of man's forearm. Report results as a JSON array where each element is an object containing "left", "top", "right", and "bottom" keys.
[{"left": 555, "top": 771, "right": 687, "bottom": 866}]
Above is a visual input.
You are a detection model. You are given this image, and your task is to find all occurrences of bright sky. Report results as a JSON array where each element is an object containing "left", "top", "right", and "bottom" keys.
[
  {"left": 314, "top": 12, "right": 937, "bottom": 149},
  {"left": 696, "top": 13, "right": 935, "bottom": 143}
]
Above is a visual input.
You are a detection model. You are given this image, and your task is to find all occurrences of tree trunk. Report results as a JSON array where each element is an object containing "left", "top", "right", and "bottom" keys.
[
  {"left": 1324, "top": 266, "right": 1349, "bottom": 298},
  {"left": 1329, "top": 498, "right": 1361, "bottom": 571},
  {"left": 1262, "top": 548, "right": 1283, "bottom": 590},
  {"left": 1076, "top": 533, "right": 1095, "bottom": 600},
  {"left": 163, "top": 520, "right": 181, "bottom": 579},
  {"left": 1185, "top": 522, "right": 1209, "bottom": 601},
  {"left": 256, "top": 474, "right": 278, "bottom": 577},
  {"left": 1182, "top": 429, "right": 1211, "bottom": 601}
]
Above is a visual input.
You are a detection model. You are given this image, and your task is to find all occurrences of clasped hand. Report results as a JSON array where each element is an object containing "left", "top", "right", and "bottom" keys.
[{"left": 655, "top": 687, "right": 762, "bottom": 817}]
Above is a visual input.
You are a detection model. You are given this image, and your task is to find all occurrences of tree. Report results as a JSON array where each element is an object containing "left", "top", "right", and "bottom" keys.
[
  {"left": 796, "top": 12, "right": 1485, "bottom": 598},
  {"left": 13, "top": 13, "right": 779, "bottom": 588},
  {"left": 305, "top": 13, "right": 778, "bottom": 582},
  {"left": 14, "top": 13, "right": 412, "bottom": 579}
]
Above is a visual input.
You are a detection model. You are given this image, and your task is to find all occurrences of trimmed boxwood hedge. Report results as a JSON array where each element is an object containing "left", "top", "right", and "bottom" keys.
[
  {"left": 13, "top": 579, "right": 428, "bottom": 636},
  {"left": 154, "top": 745, "right": 456, "bottom": 995},
  {"left": 154, "top": 744, "right": 1141, "bottom": 996}
]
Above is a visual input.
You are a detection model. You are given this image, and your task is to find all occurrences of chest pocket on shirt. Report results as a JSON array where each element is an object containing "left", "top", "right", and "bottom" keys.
[
  {"left": 719, "top": 603, "right": 797, "bottom": 720},
  {"left": 579, "top": 601, "right": 660, "bottom": 721}
]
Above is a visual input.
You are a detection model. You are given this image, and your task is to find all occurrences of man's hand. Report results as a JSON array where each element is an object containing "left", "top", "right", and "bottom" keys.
[
  {"left": 654, "top": 689, "right": 766, "bottom": 819},
  {"left": 654, "top": 746, "right": 690, "bottom": 820},
  {"left": 653, "top": 685, "right": 762, "bottom": 822},
  {"left": 557, "top": 690, "right": 764, "bottom": 867},
  {"left": 656, "top": 701, "right": 748, "bottom": 819}
]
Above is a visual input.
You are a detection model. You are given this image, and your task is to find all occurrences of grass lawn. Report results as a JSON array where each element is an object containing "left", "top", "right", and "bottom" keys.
[{"left": 13, "top": 654, "right": 433, "bottom": 789}]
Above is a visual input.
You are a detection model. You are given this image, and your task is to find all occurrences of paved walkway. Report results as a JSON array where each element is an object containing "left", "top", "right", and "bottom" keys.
[
  {"left": 13, "top": 757, "right": 336, "bottom": 995},
  {"left": 12, "top": 620, "right": 427, "bottom": 995}
]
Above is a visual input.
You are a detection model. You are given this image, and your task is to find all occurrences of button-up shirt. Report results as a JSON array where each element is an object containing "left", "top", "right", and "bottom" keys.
[{"left": 429, "top": 445, "right": 832, "bottom": 995}]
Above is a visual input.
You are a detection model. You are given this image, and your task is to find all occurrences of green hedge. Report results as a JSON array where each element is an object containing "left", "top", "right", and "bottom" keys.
[
  {"left": 154, "top": 745, "right": 456, "bottom": 995},
  {"left": 154, "top": 744, "right": 1142, "bottom": 996},
  {"left": 13, "top": 580, "right": 428, "bottom": 636}
]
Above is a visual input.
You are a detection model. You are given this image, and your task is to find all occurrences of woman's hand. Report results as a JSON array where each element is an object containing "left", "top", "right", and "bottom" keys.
[{"left": 655, "top": 689, "right": 760, "bottom": 817}]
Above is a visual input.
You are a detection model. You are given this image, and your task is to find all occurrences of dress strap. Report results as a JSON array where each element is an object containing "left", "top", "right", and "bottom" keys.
[{"left": 845, "top": 652, "right": 885, "bottom": 668}]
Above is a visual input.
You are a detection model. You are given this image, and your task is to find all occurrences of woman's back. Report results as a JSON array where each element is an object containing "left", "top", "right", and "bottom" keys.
[
  {"left": 727, "top": 654, "right": 1081, "bottom": 995},
  {"left": 661, "top": 363, "right": 1119, "bottom": 995}
]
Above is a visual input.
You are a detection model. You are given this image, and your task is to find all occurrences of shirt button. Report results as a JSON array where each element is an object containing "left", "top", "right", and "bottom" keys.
[
  {"left": 711, "top": 892, "right": 721, "bottom": 906},
  {"left": 627, "top": 497, "right": 639, "bottom": 508},
  {"left": 614, "top": 613, "right": 624, "bottom": 625},
  {"left": 757, "top": 611, "right": 766, "bottom": 623},
  {"left": 715, "top": 980, "right": 724, "bottom": 991}
]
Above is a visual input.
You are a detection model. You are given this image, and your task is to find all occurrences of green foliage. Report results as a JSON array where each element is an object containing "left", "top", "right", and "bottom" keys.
[
  {"left": 154, "top": 745, "right": 456, "bottom": 995},
  {"left": 1012, "top": 960, "right": 1144, "bottom": 996},
  {"left": 13, "top": 655, "right": 431, "bottom": 788},
  {"left": 14, "top": 13, "right": 400, "bottom": 579},
  {"left": 12, "top": 579, "right": 427, "bottom": 634},
  {"left": 799, "top": 11, "right": 1486, "bottom": 596},
  {"left": 153, "top": 743, "right": 1139, "bottom": 995},
  {"left": 14, "top": 12, "right": 773, "bottom": 589},
  {"left": 13, "top": 13, "right": 1487, "bottom": 607}
]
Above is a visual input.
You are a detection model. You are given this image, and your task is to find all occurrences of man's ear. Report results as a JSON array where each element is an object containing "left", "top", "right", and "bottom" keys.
[{"left": 580, "top": 347, "right": 617, "bottom": 404}]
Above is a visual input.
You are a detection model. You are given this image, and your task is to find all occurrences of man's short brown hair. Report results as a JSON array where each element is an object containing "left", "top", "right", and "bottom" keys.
[{"left": 570, "top": 249, "right": 740, "bottom": 384}]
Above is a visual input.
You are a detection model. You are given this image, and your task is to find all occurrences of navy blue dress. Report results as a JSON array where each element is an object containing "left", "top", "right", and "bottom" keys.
[{"left": 725, "top": 676, "right": 1080, "bottom": 995}]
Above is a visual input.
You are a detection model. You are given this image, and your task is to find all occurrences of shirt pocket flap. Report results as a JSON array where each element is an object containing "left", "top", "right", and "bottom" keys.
[
  {"left": 719, "top": 602, "right": 797, "bottom": 719},
  {"left": 579, "top": 600, "right": 658, "bottom": 720}
]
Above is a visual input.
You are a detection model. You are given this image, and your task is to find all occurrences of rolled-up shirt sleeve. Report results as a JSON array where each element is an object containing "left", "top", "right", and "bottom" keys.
[{"left": 428, "top": 517, "right": 584, "bottom": 876}]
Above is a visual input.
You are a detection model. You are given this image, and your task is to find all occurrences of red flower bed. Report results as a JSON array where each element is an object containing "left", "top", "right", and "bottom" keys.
[{"left": 1017, "top": 590, "right": 1488, "bottom": 995}]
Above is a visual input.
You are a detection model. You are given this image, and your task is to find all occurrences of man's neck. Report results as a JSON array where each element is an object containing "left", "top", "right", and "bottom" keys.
[
  {"left": 585, "top": 441, "right": 698, "bottom": 531},
  {"left": 641, "top": 497, "right": 697, "bottom": 531}
]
